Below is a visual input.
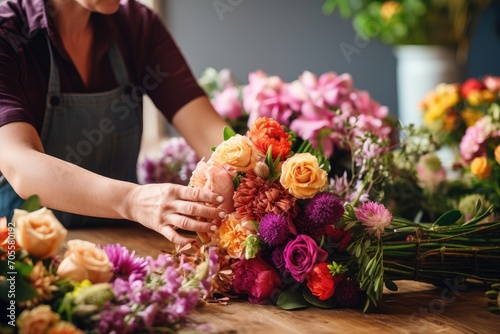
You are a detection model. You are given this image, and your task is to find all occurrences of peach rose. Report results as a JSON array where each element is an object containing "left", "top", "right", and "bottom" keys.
[
  {"left": 494, "top": 145, "right": 500, "bottom": 165},
  {"left": 13, "top": 207, "right": 67, "bottom": 259},
  {"left": 470, "top": 156, "right": 491, "bottom": 180},
  {"left": 279, "top": 153, "right": 327, "bottom": 199},
  {"left": 210, "top": 134, "right": 259, "bottom": 172},
  {"left": 57, "top": 239, "right": 113, "bottom": 283},
  {"left": 47, "top": 321, "right": 85, "bottom": 334},
  {"left": 17, "top": 305, "right": 60, "bottom": 334}
]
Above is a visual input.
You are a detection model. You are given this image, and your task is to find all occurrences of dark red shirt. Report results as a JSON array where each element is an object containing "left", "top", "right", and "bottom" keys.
[{"left": 0, "top": 0, "right": 205, "bottom": 133}]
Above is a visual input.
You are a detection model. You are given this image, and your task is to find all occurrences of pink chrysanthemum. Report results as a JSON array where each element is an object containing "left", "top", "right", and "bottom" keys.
[
  {"left": 355, "top": 202, "right": 393, "bottom": 238},
  {"left": 103, "top": 244, "right": 148, "bottom": 281}
]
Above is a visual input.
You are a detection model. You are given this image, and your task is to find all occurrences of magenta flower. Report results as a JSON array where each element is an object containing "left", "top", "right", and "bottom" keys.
[
  {"left": 305, "top": 192, "right": 345, "bottom": 228},
  {"left": 259, "top": 213, "right": 292, "bottom": 247},
  {"left": 355, "top": 202, "right": 393, "bottom": 238},
  {"left": 103, "top": 244, "right": 148, "bottom": 281},
  {"left": 283, "top": 235, "right": 328, "bottom": 283}
]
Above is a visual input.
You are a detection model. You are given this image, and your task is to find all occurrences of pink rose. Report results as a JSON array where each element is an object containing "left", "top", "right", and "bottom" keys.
[
  {"left": 189, "top": 159, "right": 236, "bottom": 242},
  {"left": 212, "top": 85, "right": 243, "bottom": 120},
  {"left": 233, "top": 257, "right": 282, "bottom": 304},
  {"left": 283, "top": 234, "right": 328, "bottom": 283}
]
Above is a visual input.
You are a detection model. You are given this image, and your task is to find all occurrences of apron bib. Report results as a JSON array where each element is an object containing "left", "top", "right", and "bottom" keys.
[{"left": 0, "top": 36, "right": 142, "bottom": 227}]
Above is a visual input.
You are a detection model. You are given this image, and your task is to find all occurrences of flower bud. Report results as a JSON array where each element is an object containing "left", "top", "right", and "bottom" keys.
[{"left": 470, "top": 156, "right": 491, "bottom": 179}]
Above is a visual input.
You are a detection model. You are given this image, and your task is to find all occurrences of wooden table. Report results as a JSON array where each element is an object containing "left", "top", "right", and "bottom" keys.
[{"left": 67, "top": 225, "right": 499, "bottom": 334}]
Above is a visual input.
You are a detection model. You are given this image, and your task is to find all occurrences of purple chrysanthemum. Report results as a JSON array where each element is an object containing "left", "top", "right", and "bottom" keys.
[
  {"left": 259, "top": 213, "right": 292, "bottom": 246},
  {"left": 270, "top": 245, "right": 287, "bottom": 273},
  {"left": 103, "top": 244, "right": 148, "bottom": 281},
  {"left": 355, "top": 202, "right": 393, "bottom": 239},
  {"left": 305, "top": 192, "right": 345, "bottom": 227}
]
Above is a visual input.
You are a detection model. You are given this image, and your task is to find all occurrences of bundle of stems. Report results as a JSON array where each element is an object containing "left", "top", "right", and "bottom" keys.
[{"left": 346, "top": 205, "right": 500, "bottom": 311}]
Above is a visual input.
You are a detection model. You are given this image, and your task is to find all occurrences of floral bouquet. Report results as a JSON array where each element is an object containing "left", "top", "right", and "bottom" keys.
[
  {"left": 187, "top": 116, "right": 500, "bottom": 312},
  {"left": 384, "top": 76, "right": 500, "bottom": 221},
  {"left": 0, "top": 196, "right": 217, "bottom": 333}
]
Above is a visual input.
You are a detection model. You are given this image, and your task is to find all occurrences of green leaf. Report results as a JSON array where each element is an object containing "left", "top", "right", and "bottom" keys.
[
  {"left": 431, "top": 210, "right": 462, "bottom": 227},
  {"left": 485, "top": 290, "right": 499, "bottom": 300},
  {"left": 15, "top": 261, "right": 33, "bottom": 277},
  {"left": 19, "top": 195, "right": 41, "bottom": 212},
  {"left": 0, "top": 276, "right": 37, "bottom": 302},
  {"left": 276, "top": 290, "right": 310, "bottom": 310},
  {"left": 223, "top": 127, "right": 236, "bottom": 141},
  {"left": 302, "top": 287, "right": 337, "bottom": 309},
  {"left": 384, "top": 280, "right": 398, "bottom": 292}
]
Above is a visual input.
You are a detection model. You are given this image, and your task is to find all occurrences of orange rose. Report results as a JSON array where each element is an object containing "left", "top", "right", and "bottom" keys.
[
  {"left": 306, "top": 262, "right": 335, "bottom": 300},
  {"left": 470, "top": 156, "right": 491, "bottom": 180},
  {"left": 216, "top": 214, "right": 251, "bottom": 259},
  {"left": 279, "top": 153, "right": 327, "bottom": 199},
  {"left": 210, "top": 134, "right": 259, "bottom": 172},
  {"left": 248, "top": 117, "right": 291, "bottom": 160},
  {"left": 494, "top": 145, "right": 500, "bottom": 165},
  {"left": 57, "top": 239, "right": 113, "bottom": 283},
  {"left": 47, "top": 321, "right": 85, "bottom": 334},
  {"left": 13, "top": 207, "right": 67, "bottom": 259}
]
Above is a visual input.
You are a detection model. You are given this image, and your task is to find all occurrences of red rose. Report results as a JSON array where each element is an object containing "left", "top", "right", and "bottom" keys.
[
  {"left": 460, "top": 78, "right": 485, "bottom": 98},
  {"left": 323, "top": 226, "right": 352, "bottom": 251},
  {"left": 233, "top": 257, "right": 282, "bottom": 304},
  {"left": 306, "top": 262, "right": 335, "bottom": 300}
]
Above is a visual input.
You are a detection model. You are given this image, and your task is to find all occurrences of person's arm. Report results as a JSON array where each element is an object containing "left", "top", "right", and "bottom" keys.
[
  {"left": 0, "top": 121, "right": 225, "bottom": 245},
  {"left": 172, "top": 96, "right": 230, "bottom": 159}
]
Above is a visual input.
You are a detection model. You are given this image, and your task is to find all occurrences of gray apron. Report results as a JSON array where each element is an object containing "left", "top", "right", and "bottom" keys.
[{"left": 0, "top": 36, "right": 142, "bottom": 227}]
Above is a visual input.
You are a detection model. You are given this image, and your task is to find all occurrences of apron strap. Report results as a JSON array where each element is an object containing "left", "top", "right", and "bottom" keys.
[
  {"left": 107, "top": 43, "right": 131, "bottom": 87},
  {"left": 45, "top": 34, "right": 61, "bottom": 96}
]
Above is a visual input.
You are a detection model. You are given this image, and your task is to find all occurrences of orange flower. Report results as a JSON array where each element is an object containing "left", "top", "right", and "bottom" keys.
[
  {"left": 216, "top": 214, "right": 250, "bottom": 259},
  {"left": 470, "top": 156, "right": 491, "bottom": 180},
  {"left": 306, "top": 262, "right": 335, "bottom": 300},
  {"left": 248, "top": 117, "right": 291, "bottom": 160},
  {"left": 494, "top": 145, "right": 500, "bottom": 165}
]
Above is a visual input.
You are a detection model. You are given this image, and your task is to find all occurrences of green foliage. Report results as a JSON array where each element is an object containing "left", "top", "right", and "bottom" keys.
[
  {"left": 276, "top": 290, "right": 310, "bottom": 310},
  {"left": 19, "top": 194, "right": 41, "bottom": 212}
]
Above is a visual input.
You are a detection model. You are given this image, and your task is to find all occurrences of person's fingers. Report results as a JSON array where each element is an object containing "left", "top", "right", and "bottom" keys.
[
  {"left": 166, "top": 213, "right": 216, "bottom": 233},
  {"left": 168, "top": 200, "right": 226, "bottom": 221},
  {"left": 158, "top": 225, "right": 197, "bottom": 246},
  {"left": 173, "top": 185, "right": 224, "bottom": 205}
]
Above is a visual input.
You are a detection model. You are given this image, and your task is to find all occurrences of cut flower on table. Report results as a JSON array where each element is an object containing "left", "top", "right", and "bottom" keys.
[{"left": 0, "top": 196, "right": 218, "bottom": 333}]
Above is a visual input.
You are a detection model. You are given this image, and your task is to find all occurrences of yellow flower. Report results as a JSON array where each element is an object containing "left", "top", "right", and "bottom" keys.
[
  {"left": 279, "top": 153, "right": 327, "bottom": 199},
  {"left": 216, "top": 214, "right": 249, "bottom": 259},
  {"left": 13, "top": 207, "right": 67, "bottom": 259},
  {"left": 470, "top": 156, "right": 491, "bottom": 180},
  {"left": 466, "top": 90, "right": 497, "bottom": 106},
  {"left": 461, "top": 109, "right": 484, "bottom": 127},
  {"left": 210, "top": 134, "right": 259, "bottom": 172},
  {"left": 421, "top": 83, "right": 460, "bottom": 128},
  {"left": 380, "top": 1, "right": 401, "bottom": 21},
  {"left": 494, "top": 145, "right": 500, "bottom": 165},
  {"left": 57, "top": 239, "right": 113, "bottom": 284}
]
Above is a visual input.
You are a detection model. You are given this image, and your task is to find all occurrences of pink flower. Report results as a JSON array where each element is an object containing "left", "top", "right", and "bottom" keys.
[
  {"left": 483, "top": 76, "right": 500, "bottom": 91},
  {"left": 355, "top": 202, "right": 393, "bottom": 239},
  {"left": 283, "top": 235, "right": 328, "bottom": 283},
  {"left": 212, "top": 85, "right": 243, "bottom": 120},
  {"left": 244, "top": 70, "right": 294, "bottom": 126},
  {"left": 233, "top": 257, "right": 282, "bottom": 304},
  {"left": 416, "top": 153, "right": 447, "bottom": 192},
  {"left": 459, "top": 116, "right": 499, "bottom": 162}
]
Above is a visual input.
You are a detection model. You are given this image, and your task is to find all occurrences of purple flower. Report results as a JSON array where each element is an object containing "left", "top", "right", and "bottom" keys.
[
  {"left": 305, "top": 192, "right": 345, "bottom": 227},
  {"left": 355, "top": 202, "right": 393, "bottom": 239},
  {"left": 104, "top": 244, "right": 148, "bottom": 281},
  {"left": 283, "top": 235, "right": 328, "bottom": 283},
  {"left": 259, "top": 213, "right": 292, "bottom": 246},
  {"left": 270, "top": 245, "right": 286, "bottom": 273}
]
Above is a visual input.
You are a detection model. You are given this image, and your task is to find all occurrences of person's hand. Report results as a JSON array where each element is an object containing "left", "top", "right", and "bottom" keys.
[{"left": 127, "top": 183, "right": 226, "bottom": 245}]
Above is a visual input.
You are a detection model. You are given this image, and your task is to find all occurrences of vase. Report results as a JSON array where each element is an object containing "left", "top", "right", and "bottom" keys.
[{"left": 393, "top": 45, "right": 464, "bottom": 127}]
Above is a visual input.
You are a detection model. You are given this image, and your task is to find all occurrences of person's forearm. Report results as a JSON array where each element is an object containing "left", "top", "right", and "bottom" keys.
[{"left": 7, "top": 148, "right": 136, "bottom": 220}]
